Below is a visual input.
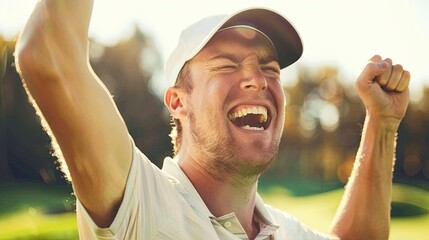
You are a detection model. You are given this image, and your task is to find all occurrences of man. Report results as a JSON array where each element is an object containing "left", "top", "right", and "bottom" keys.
[{"left": 15, "top": 0, "right": 410, "bottom": 239}]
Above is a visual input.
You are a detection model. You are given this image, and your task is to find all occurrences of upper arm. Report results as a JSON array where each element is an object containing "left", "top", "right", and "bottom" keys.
[{"left": 16, "top": 0, "right": 132, "bottom": 227}]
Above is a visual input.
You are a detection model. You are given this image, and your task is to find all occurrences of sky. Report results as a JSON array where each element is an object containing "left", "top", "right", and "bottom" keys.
[{"left": 1, "top": 0, "right": 428, "bottom": 98}]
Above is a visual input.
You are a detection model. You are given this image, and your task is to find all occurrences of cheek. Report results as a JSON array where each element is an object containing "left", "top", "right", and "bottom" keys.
[
  {"left": 270, "top": 82, "right": 286, "bottom": 106},
  {"left": 280, "top": 92, "right": 286, "bottom": 110},
  {"left": 189, "top": 86, "right": 224, "bottom": 118},
  {"left": 204, "top": 78, "right": 232, "bottom": 103}
]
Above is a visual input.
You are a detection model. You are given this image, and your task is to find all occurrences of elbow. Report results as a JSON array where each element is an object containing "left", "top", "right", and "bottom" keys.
[
  {"left": 15, "top": 34, "right": 44, "bottom": 80},
  {"left": 15, "top": 40, "right": 33, "bottom": 77},
  {"left": 15, "top": 36, "right": 60, "bottom": 84},
  {"left": 15, "top": 0, "right": 50, "bottom": 78}
]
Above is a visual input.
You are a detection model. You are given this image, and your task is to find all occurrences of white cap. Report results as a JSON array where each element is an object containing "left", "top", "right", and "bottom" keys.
[{"left": 164, "top": 7, "right": 303, "bottom": 86}]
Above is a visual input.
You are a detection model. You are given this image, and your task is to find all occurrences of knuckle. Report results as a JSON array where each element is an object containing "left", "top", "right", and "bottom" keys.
[
  {"left": 367, "top": 62, "right": 378, "bottom": 72},
  {"left": 371, "top": 55, "right": 382, "bottom": 61},
  {"left": 384, "top": 58, "right": 393, "bottom": 64},
  {"left": 403, "top": 70, "right": 411, "bottom": 79},
  {"left": 392, "top": 64, "right": 403, "bottom": 73}
]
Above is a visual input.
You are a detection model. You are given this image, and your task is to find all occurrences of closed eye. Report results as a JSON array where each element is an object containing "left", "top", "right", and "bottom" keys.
[
  {"left": 262, "top": 66, "right": 279, "bottom": 73},
  {"left": 216, "top": 64, "right": 239, "bottom": 71},
  {"left": 262, "top": 66, "right": 280, "bottom": 76}
]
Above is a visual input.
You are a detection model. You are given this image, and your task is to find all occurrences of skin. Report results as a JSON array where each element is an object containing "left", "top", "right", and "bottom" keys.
[{"left": 15, "top": 0, "right": 410, "bottom": 239}]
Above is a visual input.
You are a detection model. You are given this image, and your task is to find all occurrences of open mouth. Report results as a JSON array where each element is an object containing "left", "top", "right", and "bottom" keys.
[{"left": 227, "top": 106, "right": 270, "bottom": 131}]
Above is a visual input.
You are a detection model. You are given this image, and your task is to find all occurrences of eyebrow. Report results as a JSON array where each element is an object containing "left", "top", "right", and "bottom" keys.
[
  {"left": 208, "top": 53, "right": 278, "bottom": 65},
  {"left": 208, "top": 53, "right": 241, "bottom": 63}
]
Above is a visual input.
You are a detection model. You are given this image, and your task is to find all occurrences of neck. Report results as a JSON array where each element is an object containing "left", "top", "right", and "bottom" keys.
[{"left": 179, "top": 156, "right": 260, "bottom": 236}]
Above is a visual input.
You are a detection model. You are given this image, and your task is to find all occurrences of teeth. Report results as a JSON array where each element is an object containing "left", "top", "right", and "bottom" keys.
[
  {"left": 242, "top": 125, "right": 264, "bottom": 131},
  {"left": 228, "top": 106, "right": 268, "bottom": 122},
  {"left": 252, "top": 107, "right": 258, "bottom": 113},
  {"left": 239, "top": 109, "right": 245, "bottom": 117}
]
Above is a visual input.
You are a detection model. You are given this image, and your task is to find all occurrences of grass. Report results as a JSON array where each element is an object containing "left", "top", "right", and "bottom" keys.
[
  {"left": 0, "top": 181, "right": 427, "bottom": 239},
  {"left": 259, "top": 183, "right": 429, "bottom": 240},
  {"left": 0, "top": 182, "right": 77, "bottom": 240},
  {"left": 0, "top": 210, "right": 77, "bottom": 240}
]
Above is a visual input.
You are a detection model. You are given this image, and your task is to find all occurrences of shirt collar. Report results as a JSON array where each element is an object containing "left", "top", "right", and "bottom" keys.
[
  {"left": 162, "top": 157, "right": 215, "bottom": 219},
  {"left": 162, "top": 157, "right": 279, "bottom": 238}
]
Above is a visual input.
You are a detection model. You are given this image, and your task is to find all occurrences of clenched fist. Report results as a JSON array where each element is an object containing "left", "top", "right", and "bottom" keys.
[{"left": 355, "top": 55, "right": 410, "bottom": 122}]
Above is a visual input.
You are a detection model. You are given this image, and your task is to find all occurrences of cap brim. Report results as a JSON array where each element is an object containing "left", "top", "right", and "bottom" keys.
[{"left": 221, "top": 8, "right": 303, "bottom": 69}]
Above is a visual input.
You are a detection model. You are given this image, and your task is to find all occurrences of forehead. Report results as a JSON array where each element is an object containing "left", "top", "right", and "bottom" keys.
[{"left": 195, "top": 27, "right": 279, "bottom": 62}]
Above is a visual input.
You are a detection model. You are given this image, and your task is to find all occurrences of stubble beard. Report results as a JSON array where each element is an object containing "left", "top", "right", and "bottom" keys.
[{"left": 188, "top": 110, "right": 280, "bottom": 184}]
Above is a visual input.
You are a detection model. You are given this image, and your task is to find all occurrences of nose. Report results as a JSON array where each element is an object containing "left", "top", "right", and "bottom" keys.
[{"left": 240, "top": 66, "right": 268, "bottom": 91}]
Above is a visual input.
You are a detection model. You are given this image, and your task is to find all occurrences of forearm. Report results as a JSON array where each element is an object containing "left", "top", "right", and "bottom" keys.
[{"left": 331, "top": 114, "right": 400, "bottom": 239}]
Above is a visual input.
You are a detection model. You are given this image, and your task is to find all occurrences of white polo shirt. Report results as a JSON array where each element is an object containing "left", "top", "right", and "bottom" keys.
[{"left": 76, "top": 143, "right": 337, "bottom": 239}]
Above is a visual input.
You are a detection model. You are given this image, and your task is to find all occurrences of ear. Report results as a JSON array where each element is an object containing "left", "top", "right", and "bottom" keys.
[{"left": 164, "top": 87, "right": 188, "bottom": 119}]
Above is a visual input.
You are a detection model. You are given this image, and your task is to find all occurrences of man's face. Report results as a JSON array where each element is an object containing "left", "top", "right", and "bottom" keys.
[{"left": 182, "top": 27, "right": 286, "bottom": 178}]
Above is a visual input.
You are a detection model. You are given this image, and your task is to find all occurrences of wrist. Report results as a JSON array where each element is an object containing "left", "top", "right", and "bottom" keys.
[
  {"left": 358, "top": 111, "right": 400, "bottom": 180},
  {"left": 365, "top": 111, "right": 402, "bottom": 132}
]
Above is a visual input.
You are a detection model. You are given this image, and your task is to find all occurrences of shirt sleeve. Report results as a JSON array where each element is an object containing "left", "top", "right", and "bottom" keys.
[{"left": 75, "top": 140, "right": 181, "bottom": 239}]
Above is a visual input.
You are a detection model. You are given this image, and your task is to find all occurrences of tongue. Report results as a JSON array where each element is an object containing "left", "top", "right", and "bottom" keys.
[{"left": 231, "top": 114, "right": 265, "bottom": 129}]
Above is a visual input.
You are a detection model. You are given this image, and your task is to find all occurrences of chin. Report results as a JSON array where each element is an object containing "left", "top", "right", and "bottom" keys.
[
  {"left": 236, "top": 153, "right": 276, "bottom": 177},
  {"left": 239, "top": 142, "right": 278, "bottom": 166}
]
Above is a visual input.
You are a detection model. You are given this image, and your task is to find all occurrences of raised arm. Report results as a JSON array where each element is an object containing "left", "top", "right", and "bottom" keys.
[
  {"left": 330, "top": 55, "right": 410, "bottom": 239},
  {"left": 15, "top": 0, "right": 132, "bottom": 227}
]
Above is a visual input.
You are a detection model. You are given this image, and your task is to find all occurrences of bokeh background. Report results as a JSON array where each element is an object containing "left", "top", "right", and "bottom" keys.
[{"left": 0, "top": 0, "right": 428, "bottom": 239}]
